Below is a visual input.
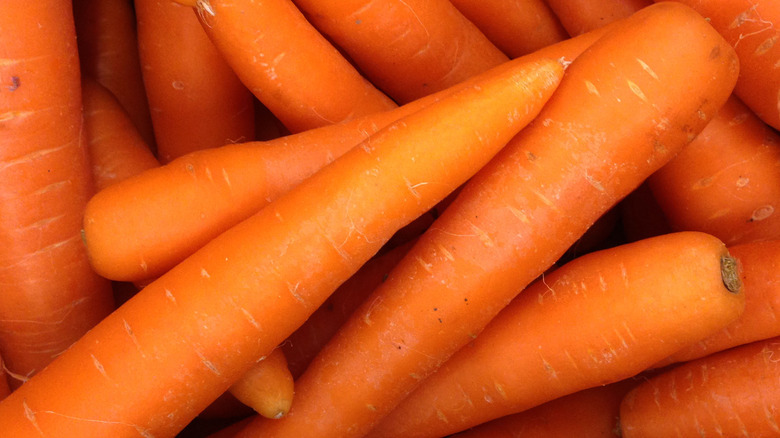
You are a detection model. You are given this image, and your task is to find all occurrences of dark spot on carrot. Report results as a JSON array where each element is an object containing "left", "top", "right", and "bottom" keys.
[
  {"left": 355, "top": 19, "right": 361, "bottom": 25},
  {"left": 720, "top": 254, "right": 741, "bottom": 293},
  {"left": 8, "top": 76, "right": 20, "bottom": 91},
  {"left": 709, "top": 45, "right": 721, "bottom": 60},
  {"left": 382, "top": 273, "right": 389, "bottom": 283},
  {"left": 437, "top": 318, "right": 442, "bottom": 323},
  {"left": 396, "top": 345, "right": 402, "bottom": 350},
  {"left": 433, "top": 308, "right": 438, "bottom": 311}
]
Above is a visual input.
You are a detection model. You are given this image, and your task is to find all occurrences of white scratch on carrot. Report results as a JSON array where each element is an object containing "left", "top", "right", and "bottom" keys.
[
  {"left": 436, "top": 409, "right": 449, "bottom": 423},
  {"left": 415, "top": 256, "right": 434, "bottom": 274},
  {"left": 123, "top": 319, "right": 146, "bottom": 359},
  {"left": 196, "top": 350, "right": 221, "bottom": 376},
  {"left": 636, "top": 58, "right": 659, "bottom": 80},
  {"left": 494, "top": 381, "right": 508, "bottom": 400},
  {"left": 507, "top": 205, "right": 530, "bottom": 224},
  {"left": 756, "top": 35, "right": 778, "bottom": 55},
  {"left": 436, "top": 244, "right": 455, "bottom": 262},
  {"left": 91, "top": 354, "right": 109, "bottom": 380},
  {"left": 287, "top": 281, "right": 305, "bottom": 304},
  {"left": 751, "top": 205, "right": 775, "bottom": 221},
  {"left": 403, "top": 176, "right": 423, "bottom": 201},
  {"left": 222, "top": 168, "right": 232, "bottom": 189},
  {"left": 584, "top": 171, "right": 605, "bottom": 192},
  {"left": 23, "top": 401, "right": 44, "bottom": 436},
  {"left": 584, "top": 80, "right": 600, "bottom": 97},
  {"left": 0, "top": 142, "right": 69, "bottom": 172},
  {"left": 164, "top": 288, "right": 176, "bottom": 304},
  {"left": 627, "top": 80, "right": 648, "bottom": 103}
]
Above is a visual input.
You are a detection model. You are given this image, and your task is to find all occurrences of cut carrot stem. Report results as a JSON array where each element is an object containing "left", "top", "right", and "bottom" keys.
[
  {"left": 620, "top": 336, "right": 780, "bottom": 437},
  {"left": 0, "top": 0, "right": 116, "bottom": 388},
  {"left": 648, "top": 95, "right": 780, "bottom": 246},
  {"left": 0, "top": 57, "right": 564, "bottom": 437},
  {"left": 134, "top": 0, "right": 256, "bottom": 163},
  {"left": 233, "top": 4, "right": 740, "bottom": 438},
  {"left": 189, "top": 0, "right": 398, "bottom": 133},
  {"left": 364, "top": 232, "right": 745, "bottom": 438},
  {"left": 289, "top": 0, "right": 509, "bottom": 103},
  {"left": 545, "top": 0, "right": 651, "bottom": 36},
  {"left": 228, "top": 348, "right": 295, "bottom": 420}
]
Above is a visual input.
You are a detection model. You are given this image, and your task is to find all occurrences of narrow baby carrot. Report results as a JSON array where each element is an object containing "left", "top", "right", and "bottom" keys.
[
  {"left": 82, "top": 77, "right": 160, "bottom": 191},
  {"left": 661, "top": 0, "right": 780, "bottom": 130},
  {"left": 0, "top": 57, "right": 564, "bottom": 437},
  {"left": 0, "top": 0, "right": 115, "bottom": 387},
  {"left": 228, "top": 348, "right": 294, "bottom": 420},
  {"left": 288, "top": 0, "right": 509, "bottom": 103},
  {"left": 648, "top": 95, "right": 780, "bottom": 246},
  {"left": 545, "top": 0, "right": 651, "bottom": 36},
  {"left": 620, "top": 336, "right": 780, "bottom": 437},
  {"left": 447, "top": 0, "right": 569, "bottom": 58},
  {"left": 73, "top": 0, "right": 156, "bottom": 148},
  {"left": 656, "top": 239, "right": 780, "bottom": 366},
  {"left": 364, "top": 232, "right": 745, "bottom": 438},
  {"left": 83, "top": 23, "right": 609, "bottom": 283},
  {"left": 135, "top": 0, "right": 256, "bottom": 163},
  {"left": 235, "top": 4, "right": 740, "bottom": 438},
  {"left": 181, "top": 0, "right": 397, "bottom": 133}
]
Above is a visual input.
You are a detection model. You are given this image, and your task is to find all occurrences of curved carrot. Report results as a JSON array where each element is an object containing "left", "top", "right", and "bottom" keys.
[
  {"left": 228, "top": 348, "right": 294, "bottom": 419},
  {"left": 620, "top": 336, "right": 780, "bottom": 437},
  {"left": 73, "top": 0, "right": 156, "bottom": 148},
  {"left": 648, "top": 95, "right": 780, "bottom": 246},
  {"left": 656, "top": 239, "right": 780, "bottom": 366},
  {"left": 184, "top": 0, "right": 397, "bottom": 133},
  {"left": 364, "top": 232, "right": 745, "bottom": 438},
  {"left": 0, "top": 0, "right": 115, "bottom": 388},
  {"left": 288, "top": 0, "right": 508, "bottom": 103},
  {"left": 235, "top": 4, "right": 740, "bottom": 438},
  {"left": 82, "top": 77, "right": 160, "bottom": 191},
  {"left": 545, "top": 0, "right": 651, "bottom": 36},
  {"left": 83, "top": 23, "right": 609, "bottom": 283},
  {"left": 447, "top": 0, "right": 569, "bottom": 58},
  {"left": 661, "top": 0, "right": 780, "bottom": 130},
  {"left": 0, "top": 58, "right": 564, "bottom": 437},
  {"left": 135, "top": 0, "right": 256, "bottom": 163}
]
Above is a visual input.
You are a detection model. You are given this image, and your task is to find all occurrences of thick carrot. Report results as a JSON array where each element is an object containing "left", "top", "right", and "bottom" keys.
[
  {"left": 452, "top": 378, "right": 638, "bottom": 438},
  {"left": 660, "top": 0, "right": 780, "bottom": 130},
  {"left": 135, "top": 0, "right": 256, "bottom": 163},
  {"left": 545, "top": 0, "right": 651, "bottom": 36},
  {"left": 288, "top": 0, "right": 508, "bottom": 103},
  {"left": 620, "top": 336, "right": 780, "bottom": 437},
  {"left": 447, "top": 0, "right": 569, "bottom": 58},
  {"left": 363, "top": 232, "right": 745, "bottom": 438},
  {"left": 0, "top": 57, "right": 564, "bottom": 437},
  {"left": 233, "top": 4, "right": 740, "bottom": 438},
  {"left": 656, "top": 239, "right": 780, "bottom": 366},
  {"left": 0, "top": 0, "right": 116, "bottom": 387},
  {"left": 228, "top": 348, "right": 294, "bottom": 420},
  {"left": 648, "top": 95, "right": 780, "bottom": 246},
  {"left": 83, "top": 24, "right": 610, "bottom": 283},
  {"left": 179, "top": 0, "right": 397, "bottom": 134},
  {"left": 82, "top": 77, "right": 160, "bottom": 191},
  {"left": 73, "top": 0, "right": 156, "bottom": 148}
]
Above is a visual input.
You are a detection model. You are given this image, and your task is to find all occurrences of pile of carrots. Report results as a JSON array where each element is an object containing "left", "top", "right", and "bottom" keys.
[{"left": 1, "top": 0, "right": 779, "bottom": 436}]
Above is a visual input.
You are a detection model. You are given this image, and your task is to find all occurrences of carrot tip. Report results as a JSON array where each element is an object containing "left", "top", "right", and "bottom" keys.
[{"left": 720, "top": 254, "right": 741, "bottom": 294}]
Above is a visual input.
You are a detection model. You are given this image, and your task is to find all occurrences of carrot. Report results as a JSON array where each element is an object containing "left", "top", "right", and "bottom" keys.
[
  {"left": 83, "top": 23, "right": 610, "bottom": 283},
  {"left": 0, "top": 0, "right": 116, "bottom": 388},
  {"left": 73, "top": 0, "right": 156, "bottom": 149},
  {"left": 177, "top": 0, "right": 397, "bottom": 134},
  {"left": 134, "top": 0, "right": 256, "bottom": 163},
  {"left": 362, "top": 232, "right": 744, "bottom": 438},
  {"left": 82, "top": 77, "right": 160, "bottom": 191},
  {"left": 233, "top": 4, "right": 741, "bottom": 438},
  {"left": 228, "top": 348, "right": 294, "bottom": 420},
  {"left": 660, "top": 0, "right": 780, "bottom": 130},
  {"left": 647, "top": 95, "right": 780, "bottom": 246},
  {"left": 0, "top": 355, "right": 10, "bottom": 402},
  {"left": 619, "top": 336, "right": 780, "bottom": 437},
  {"left": 0, "top": 57, "right": 564, "bottom": 437},
  {"left": 287, "top": 0, "right": 509, "bottom": 103},
  {"left": 451, "top": 378, "right": 638, "bottom": 438},
  {"left": 656, "top": 239, "right": 780, "bottom": 366},
  {"left": 447, "top": 0, "right": 569, "bottom": 58},
  {"left": 545, "top": 0, "right": 652, "bottom": 36}
]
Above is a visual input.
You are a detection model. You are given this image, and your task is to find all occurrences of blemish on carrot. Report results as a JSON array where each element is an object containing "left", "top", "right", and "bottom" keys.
[
  {"left": 749, "top": 205, "right": 775, "bottom": 222},
  {"left": 627, "top": 80, "right": 648, "bottom": 103},
  {"left": 584, "top": 80, "right": 600, "bottom": 97},
  {"left": 755, "top": 35, "right": 778, "bottom": 56},
  {"left": 636, "top": 58, "right": 659, "bottom": 80},
  {"left": 8, "top": 76, "right": 20, "bottom": 91}
]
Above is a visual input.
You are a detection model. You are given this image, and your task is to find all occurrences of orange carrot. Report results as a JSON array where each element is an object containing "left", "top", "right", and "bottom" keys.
[
  {"left": 363, "top": 232, "right": 744, "bottom": 438},
  {"left": 180, "top": 0, "right": 397, "bottom": 133},
  {"left": 545, "top": 0, "right": 651, "bottom": 36},
  {"left": 447, "top": 0, "right": 569, "bottom": 58},
  {"left": 0, "top": 355, "right": 10, "bottom": 401},
  {"left": 648, "top": 95, "right": 780, "bottom": 246},
  {"left": 657, "top": 239, "right": 780, "bottom": 366},
  {"left": 0, "top": 57, "right": 564, "bottom": 437},
  {"left": 233, "top": 4, "right": 740, "bottom": 438},
  {"left": 661, "top": 0, "right": 780, "bottom": 130},
  {"left": 0, "top": 0, "right": 115, "bottom": 388},
  {"left": 73, "top": 0, "right": 156, "bottom": 149},
  {"left": 82, "top": 77, "right": 160, "bottom": 191},
  {"left": 83, "top": 24, "right": 609, "bottom": 283},
  {"left": 288, "top": 0, "right": 509, "bottom": 103},
  {"left": 620, "top": 336, "right": 780, "bottom": 437},
  {"left": 135, "top": 0, "right": 256, "bottom": 163},
  {"left": 228, "top": 348, "right": 294, "bottom": 420}
]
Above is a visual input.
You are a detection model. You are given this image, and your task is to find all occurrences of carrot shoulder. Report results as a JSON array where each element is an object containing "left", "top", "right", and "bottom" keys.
[
  {"left": 234, "top": 3, "right": 740, "bottom": 438},
  {"left": 0, "top": 58, "right": 564, "bottom": 437}
]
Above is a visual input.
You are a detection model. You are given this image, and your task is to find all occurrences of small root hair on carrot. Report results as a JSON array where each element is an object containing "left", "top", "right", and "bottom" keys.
[{"left": 720, "top": 254, "right": 742, "bottom": 293}]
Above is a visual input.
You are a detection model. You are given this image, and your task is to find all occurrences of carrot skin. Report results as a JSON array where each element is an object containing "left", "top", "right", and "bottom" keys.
[
  {"left": 0, "top": 58, "right": 564, "bottom": 437},
  {"left": 234, "top": 3, "right": 741, "bottom": 438},
  {"left": 545, "top": 0, "right": 652, "bottom": 36},
  {"left": 228, "top": 348, "right": 294, "bottom": 419}
]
